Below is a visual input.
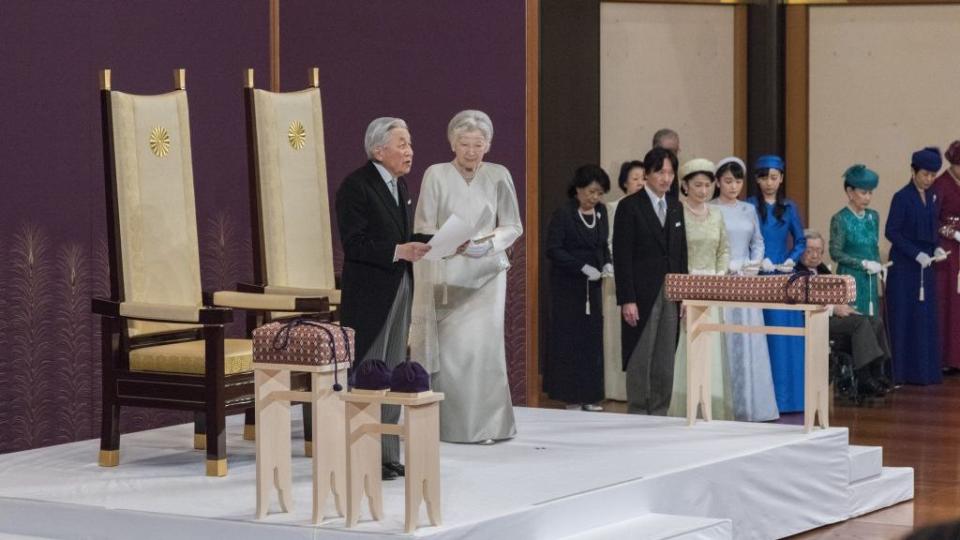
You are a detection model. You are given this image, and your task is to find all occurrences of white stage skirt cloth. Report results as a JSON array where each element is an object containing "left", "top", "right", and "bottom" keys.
[{"left": 0, "top": 407, "right": 911, "bottom": 540}]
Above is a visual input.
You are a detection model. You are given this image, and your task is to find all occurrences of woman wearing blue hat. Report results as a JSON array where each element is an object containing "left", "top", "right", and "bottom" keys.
[
  {"left": 747, "top": 155, "right": 807, "bottom": 412},
  {"left": 885, "top": 147, "right": 946, "bottom": 385},
  {"left": 829, "top": 165, "right": 883, "bottom": 317}
]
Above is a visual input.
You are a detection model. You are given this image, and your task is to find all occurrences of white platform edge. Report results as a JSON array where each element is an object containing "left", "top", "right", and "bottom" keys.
[
  {"left": 848, "top": 445, "right": 883, "bottom": 483},
  {"left": 848, "top": 466, "right": 914, "bottom": 519},
  {"left": 559, "top": 513, "right": 733, "bottom": 540}
]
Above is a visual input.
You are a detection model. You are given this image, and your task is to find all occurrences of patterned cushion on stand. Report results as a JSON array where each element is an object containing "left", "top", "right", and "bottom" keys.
[
  {"left": 252, "top": 318, "right": 355, "bottom": 366},
  {"left": 664, "top": 273, "right": 856, "bottom": 305}
]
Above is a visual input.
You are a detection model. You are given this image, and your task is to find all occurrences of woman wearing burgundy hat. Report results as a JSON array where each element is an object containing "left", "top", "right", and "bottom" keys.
[{"left": 933, "top": 141, "right": 960, "bottom": 374}]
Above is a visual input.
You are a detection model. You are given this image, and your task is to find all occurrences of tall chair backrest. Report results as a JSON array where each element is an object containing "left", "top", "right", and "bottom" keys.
[
  {"left": 101, "top": 69, "right": 202, "bottom": 337},
  {"left": 245, "top": 68, "right": 336, "bottom": 292}
]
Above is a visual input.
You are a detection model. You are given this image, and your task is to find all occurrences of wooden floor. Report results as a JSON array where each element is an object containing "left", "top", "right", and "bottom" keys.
[{"left": 541, "top": 375, "right": 960, "bottom": 539}]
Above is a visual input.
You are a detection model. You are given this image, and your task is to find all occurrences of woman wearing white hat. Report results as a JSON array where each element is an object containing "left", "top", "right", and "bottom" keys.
[{"left": 667, "top": 158, "right": 734, "bottom": 419}]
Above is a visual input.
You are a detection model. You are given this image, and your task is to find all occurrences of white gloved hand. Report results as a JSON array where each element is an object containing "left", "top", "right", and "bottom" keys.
[
  {"left": 760, "top": 258, "right": 775, "bottom": 272},
  {"left": 954, "top": 231, "right": 960, "bottom": 243},
  {"left": 463, "top": 239, "right": 493, "bottom": 258},
  {"left": 602, "top": 263, "right": 614, "bottom": 277},
  {"left": 934, "top": 247, "right": 948, "bottom": 260},
  {"left": 581, "top": 264, "right": 602, "bottom": 281},
  {"left": 861, "top": 260, "right": 883, "bottom": 275},
  {"left": 782, "top": 258, "right": 796, "bottom": 269},
  {"left": 916, "top": 252, "right": 933, "bottom": 268},
  {"left": 728, "top": 260, "right": 744, "bottom": 274}
]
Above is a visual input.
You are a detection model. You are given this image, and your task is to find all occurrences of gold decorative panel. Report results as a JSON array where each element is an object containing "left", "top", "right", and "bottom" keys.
[
  {"left": 148, "top": 126, "right": 171, "bottom": 158},
  {"left": 287, "top": 120, "right": 306, "bottom": 150}
]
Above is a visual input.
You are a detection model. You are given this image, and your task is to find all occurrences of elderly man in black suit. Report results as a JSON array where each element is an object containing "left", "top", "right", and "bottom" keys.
[
  {"left": 335, "top": 117, "right": 430, "bottom": 480},
  {"left": 613, "top": 147, "right": 688, "bottom": 415}
]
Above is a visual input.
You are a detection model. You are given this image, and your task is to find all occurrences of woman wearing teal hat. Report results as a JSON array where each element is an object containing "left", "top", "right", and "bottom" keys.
[{"left": 829, "top": 164, "right": 883, "bottom": 317}]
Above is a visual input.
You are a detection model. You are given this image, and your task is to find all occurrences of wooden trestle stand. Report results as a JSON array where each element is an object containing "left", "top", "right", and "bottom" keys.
[
  {"left": 254, "top": 360, "right": 350, "bottom": 524},
  {"left": 683, "top": 300, "right": 830, "bottom": 433},
  {"left": 340, "top": 389, "right": 444, "bottom": 533}
]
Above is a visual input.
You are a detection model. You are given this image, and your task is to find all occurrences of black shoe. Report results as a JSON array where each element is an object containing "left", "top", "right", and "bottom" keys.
[
  {"left": 381, "top": 464, "right": 399, "bottom": 481},
  {"left": 384, "top": 461, "right": 405, "bottom": 477},
  {"left": 943, "top": 366, "right": 960, "bottom": 376}
]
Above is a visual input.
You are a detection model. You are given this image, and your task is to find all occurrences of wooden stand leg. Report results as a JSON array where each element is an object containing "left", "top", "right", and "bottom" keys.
[
  {"left": 685, "top": 305, "right": 712, "bottom": 425},
  {"left": 804, "top": 310, "right": 830, "bottom": 432},
  {"left": 255, "top": 368, "right": 293, "bottom": 519},
  {"left": 345, "top": 401, "right": 382, "bottom": 527},
  {"left": 403, "top": 402, "right": 442, "bottom": 533},
  {"left": 311, "top": 372, "right": 346, "bottom": 524}
]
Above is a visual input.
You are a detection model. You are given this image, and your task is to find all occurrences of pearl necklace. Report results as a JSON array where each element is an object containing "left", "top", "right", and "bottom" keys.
[
  {"left": 578, "top": 210, "right": 598, "bottom": 229},
  {"left": 685, "top": 201, "right": 709, "bottom": 218}
]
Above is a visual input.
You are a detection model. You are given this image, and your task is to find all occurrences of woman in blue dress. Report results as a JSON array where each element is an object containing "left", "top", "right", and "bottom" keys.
[
  {"left": 885, "top": 147, "right": 944, "bottom": 385},
  {"left": 746, "top": 155, "right": 807, "bottom": 413},
  {"left": 711, "top": 157, "right": 779, "bottom": 421}
]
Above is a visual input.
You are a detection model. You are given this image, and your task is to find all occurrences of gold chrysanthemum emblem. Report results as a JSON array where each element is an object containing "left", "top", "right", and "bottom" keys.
[
  {"left": 148, "top": 126, "right": 171, "bottom": 158},
  {"left": 288, "top": 120, "right": 306, "bottom": 150}
]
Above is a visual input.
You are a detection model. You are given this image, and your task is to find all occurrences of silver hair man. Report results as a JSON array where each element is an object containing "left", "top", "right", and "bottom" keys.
[
  {"left": 804, "top": 229, "right": 824, "bottom": 243},
  {"left": 447, "top": 110, "right": 494, "bottom": 147},
  {"left": 651, "top": 128, "right": 679, "bottom": 149},
  {"left": 364, "top": 117, "right": 409, "bottom": 160}
]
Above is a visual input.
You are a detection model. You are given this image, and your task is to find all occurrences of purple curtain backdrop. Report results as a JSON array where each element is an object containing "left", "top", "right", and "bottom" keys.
[
  {"left": 279, "top": 0, "right": 528, "bottom": 404},
  {"left": 0, "top": 0, "right": 527, "bottom": 454},
  {"left": 0, "top": 0, "right": 270, "bottom": 453}
]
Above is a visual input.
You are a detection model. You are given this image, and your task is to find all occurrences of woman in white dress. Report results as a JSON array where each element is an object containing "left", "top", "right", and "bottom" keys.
[
  {"left": 710, "top": 157, "right": 779, "bottom": 421},
  {"left": 667, "top": 158, "right": 734, "bottom": 419},
  {"left": 602, "top": 161, "right": 644, "bottom": 401},
  {"left": 410, "top": 110, "right": 522, "bottom": 444}
]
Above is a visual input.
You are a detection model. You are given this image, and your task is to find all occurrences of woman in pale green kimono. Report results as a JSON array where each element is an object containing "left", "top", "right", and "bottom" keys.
[
  {"left": 668, "top": 158, "right": 734, "bottom": 419},
  {"left": 602, "top": 160, "right": 645, "bottom": 401}
]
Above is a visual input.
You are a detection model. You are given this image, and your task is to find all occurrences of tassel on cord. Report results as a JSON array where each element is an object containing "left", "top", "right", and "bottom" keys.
[
  {"left": 868, "top": 276, "right": 874, "bottom": 316},
  {"left": 956, "top": 250, "right": 960, "bottom": 294},
  {"left": 441, "top": 259, "right": 449, "bottom": 305},
  {"left": 920, "top": 269, "right": 926, "bottom": 302},
  {"left": 585, "top": 280, "right": 591, "bottom": 315}
]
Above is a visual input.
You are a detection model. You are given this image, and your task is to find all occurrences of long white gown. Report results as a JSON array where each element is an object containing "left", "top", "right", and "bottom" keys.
[
  {"left": 409, "top": 161, "right": 522, "bottom": 443},
  {"left": 602, "top": 198, "right": 627, "bottom": 401}
]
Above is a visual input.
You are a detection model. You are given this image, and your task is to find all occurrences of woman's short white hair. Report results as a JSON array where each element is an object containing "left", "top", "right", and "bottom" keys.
[
  {"left": 364, "top": 117, "right": 408, "bottom": 159},
  {"left": 447, "top": 110, "right": 493, "bottom": 148}
]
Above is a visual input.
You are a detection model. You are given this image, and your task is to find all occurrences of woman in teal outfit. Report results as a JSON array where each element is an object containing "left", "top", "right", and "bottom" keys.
[{"left": 829, "top": 165, "right": 884, "bottom": 317}]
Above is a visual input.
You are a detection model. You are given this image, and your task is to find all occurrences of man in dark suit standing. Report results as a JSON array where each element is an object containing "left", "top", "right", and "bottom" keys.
[
  {"left": 336, "top": 117, "right": 430, "bottom": 480},
  {"left": 613, "top": 147, "right": 687, "bottom": 415}
]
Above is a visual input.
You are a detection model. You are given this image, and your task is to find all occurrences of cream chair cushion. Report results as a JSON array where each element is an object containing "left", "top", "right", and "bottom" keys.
[
  {"left": 110, "top": 90, "right": 202, "bottom": 337},
  {"left": 130, "top": 338, "right": 253, "bottom": 375},
  {"left": 253, "top": 88, "right": 336, "bottom": 292}
]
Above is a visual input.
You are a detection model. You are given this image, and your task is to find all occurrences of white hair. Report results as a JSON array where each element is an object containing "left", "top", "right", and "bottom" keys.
[
  {"left": 804, "top": 229, "right": 824, "bottom": 243},
  {"left": 364, "top": 117, "right": 408, "bottom": 159},
  {"left": 447, "top": 110, "right": 493, "bottom": 148}
]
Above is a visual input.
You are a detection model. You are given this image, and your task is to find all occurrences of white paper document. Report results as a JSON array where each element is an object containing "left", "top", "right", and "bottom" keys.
[{"left": 424, "top": 214, "right": 476, "bottom": 260}]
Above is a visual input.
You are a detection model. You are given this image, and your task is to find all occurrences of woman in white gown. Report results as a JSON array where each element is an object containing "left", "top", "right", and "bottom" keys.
[
  {"left": 602, "top": 161, "right": 645, "bottom": 401},
  {"left": 410, "top": 110, "right": 522, "bottom": 443}
]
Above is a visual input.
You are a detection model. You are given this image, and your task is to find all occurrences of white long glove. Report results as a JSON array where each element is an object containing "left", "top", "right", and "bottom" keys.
[
  {"left": 581, "top": 264, "right": 602, "bottom": 281},
  {"left": 934, "top": 247, "right": 948, "bottom": 260},
  {"left": 602, "top": 263, "right": 614, "bottom": 277},
  {"left": 728, "top": 260, "right": 744, "bottom": 274},
  {"left": 463, "top": 239, "right": 493, "bottom": 258},
  {"left": 916, "top": 252, "right": 933, "bottom": 268},
  {"left": 861, "top": 260, "right": 883, "bottom": 275},
  {"left": 782, "top": 258, "right": 796, "bottom": 269},
  {"left": 954, "top": 231, "right": 960, "bottom": 243},
  {"left": 760, "top": 258, "right": 775, "bottom": 272}
]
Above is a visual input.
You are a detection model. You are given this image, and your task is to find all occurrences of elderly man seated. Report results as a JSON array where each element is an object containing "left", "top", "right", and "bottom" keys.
[{"left": 795, "top": 230, "right": 893, "bottom": 397}]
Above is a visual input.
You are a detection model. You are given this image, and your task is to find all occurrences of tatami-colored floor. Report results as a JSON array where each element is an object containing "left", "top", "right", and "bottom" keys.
[{"left": 542, "top": 375, "right": 960, "bottom": 539}]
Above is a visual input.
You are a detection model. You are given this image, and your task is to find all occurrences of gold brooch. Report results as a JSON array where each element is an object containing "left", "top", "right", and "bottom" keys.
[
  {"left": 148, "top": 126, "right": 170, "bottom": 158},
  {"left": 288, "top": 120, "right": 306, "bottom": 150}
]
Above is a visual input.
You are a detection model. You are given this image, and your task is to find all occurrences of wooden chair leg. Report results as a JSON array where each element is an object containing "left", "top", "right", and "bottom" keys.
[
  {"left": 193, "top": 412, "right": 206, "bottom": 450},
  {"left": 345, "top": 400, "right": 382, "bottom": 527},
  {"left": 99, "top": 317, "right": 120, "bottom": 467},
  {"left": 204, "top": 326, "right": 227, "bottom": 477},
  {"left": 311, "top": 372, "right": 345, "bottom": 524},
  {"left": 243, "top": 408, "right": 256, "bottom": 441},
  {"left": 99, "top": 401, "right": 120, "bottom": 467},
  {"left": 255, "top": 368, "right": 293, "bottom": 519}
]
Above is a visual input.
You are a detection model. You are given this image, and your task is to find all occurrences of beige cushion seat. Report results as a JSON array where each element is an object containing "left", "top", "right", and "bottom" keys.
[{"left": 130, "top": 338, "right": 254, "bottom": 375}]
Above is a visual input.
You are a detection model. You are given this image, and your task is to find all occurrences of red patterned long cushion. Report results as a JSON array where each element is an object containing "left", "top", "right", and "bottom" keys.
[
  {"left": 252, "top": 319, "right": 355, "bottom": 366},
  {"left": 664, "top": 273, "right": 856, "bottom": 305}
]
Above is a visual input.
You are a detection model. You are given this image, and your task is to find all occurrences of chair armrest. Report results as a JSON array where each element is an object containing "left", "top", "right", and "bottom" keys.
[
  {"left": 91, "top": 297, "right": 233, "bottom": 325},
  {"left": 263, "top": 285, "right": 341, "bottom": 305},
  {"left": 211, "top": 290, "right": 329, "bottom": 313}
]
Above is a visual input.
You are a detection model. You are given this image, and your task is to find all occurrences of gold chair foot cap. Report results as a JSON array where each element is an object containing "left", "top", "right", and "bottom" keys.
[
  {"left": 304, "top": 441, "right": 313, "bottom": 458},
  {"left": 206, "top": 458, "right": 227, "bottom": 477},
  {"left": 194, "top": 434, "right": 206, "bottom": 450},
  {"left": 98, "top": 450, "right": 119, "bottom": 467},
  {"left": 243, "top": 424, "right": 256, "bottom": 441}
]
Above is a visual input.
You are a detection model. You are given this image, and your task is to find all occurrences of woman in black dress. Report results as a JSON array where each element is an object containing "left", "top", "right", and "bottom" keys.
[{"left": 545, "top": 165, "right": 612, "bottom": 411}]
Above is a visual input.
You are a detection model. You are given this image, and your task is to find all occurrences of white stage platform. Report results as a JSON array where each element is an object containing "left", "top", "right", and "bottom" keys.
[{"left": 0, "top": 407, "right": 911, "bottom": 539}]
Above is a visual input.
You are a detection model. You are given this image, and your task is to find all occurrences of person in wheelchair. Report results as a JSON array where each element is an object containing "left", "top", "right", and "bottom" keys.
[{"left": 795, "top": 230, "right": 893, "bottom": 397}]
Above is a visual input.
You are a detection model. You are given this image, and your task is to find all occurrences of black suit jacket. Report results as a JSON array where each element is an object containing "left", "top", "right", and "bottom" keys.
[
  {"left": 335, "top": 161, "right": 421, "bottom": 362},
  {"left": 612, "top": 190, "right": 687, "bottom": 369}
]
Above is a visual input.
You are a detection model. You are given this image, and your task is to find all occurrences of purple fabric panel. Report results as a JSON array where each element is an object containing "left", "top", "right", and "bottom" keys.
[
  {"left": 0, "top": 0, "right": 269, "bottom": 452},
  {"left": 280, "top": 0, "right": 528, "bottom": 403}
]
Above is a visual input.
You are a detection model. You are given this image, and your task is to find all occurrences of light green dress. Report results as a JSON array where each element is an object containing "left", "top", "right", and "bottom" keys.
[
  {"left": 668, "top": 205, "right": 735, "bottom": 419},
  {"left": 829, "top": 207, "right": 881, "bottom": 316}
]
